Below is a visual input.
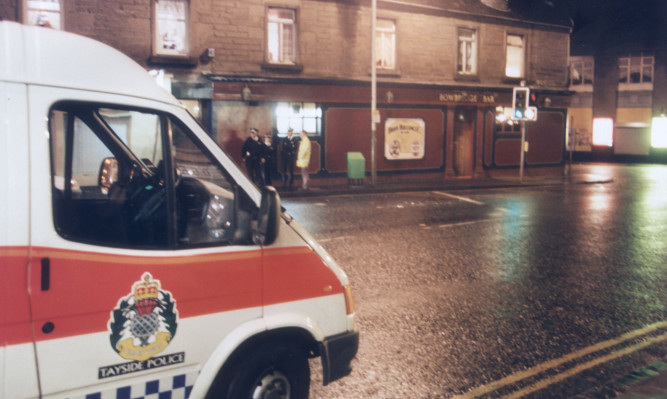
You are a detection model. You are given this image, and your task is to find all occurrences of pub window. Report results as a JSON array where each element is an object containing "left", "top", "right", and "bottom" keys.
[
  {"left": 505, "top": 33, "right": 525, "bottom": 78},
  {"left": 618, "top": 55, "right": 654, "bottom": 89},
  {"left": 275, "top": 102, "right": 322, "bottom": 136},
  {"left": 457, "top": 28, "right": 477, "bottom": 75},
  {"left": 267, "top": 7, "right": 297, "bottom": 65},
  {"left": 153, "top": 0, "right": 190, "bottom": 57},
  {"left": 24, "top": 0, "right": 63, "bottom": 29},
  {"left": 376, "top": 19, "right": 396, "bottom": 70}
]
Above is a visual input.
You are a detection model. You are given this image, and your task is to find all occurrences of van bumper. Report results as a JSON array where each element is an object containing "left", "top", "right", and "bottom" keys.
[{"left": 319, "top": 329, "right": 359, "bottom": 385}]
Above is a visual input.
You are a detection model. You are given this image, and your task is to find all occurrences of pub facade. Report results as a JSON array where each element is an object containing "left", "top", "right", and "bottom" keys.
[{"left": 2, "top": 0, "right": 573, "bottom": 182}]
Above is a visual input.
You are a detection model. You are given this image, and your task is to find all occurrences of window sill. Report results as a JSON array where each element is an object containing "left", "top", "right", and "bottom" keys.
[
  {"left": 502, "top": 77, "right": 525, "bottom": 85},
  {"left": 148, "top": 54, "right": 198, "bottom": 67},
  {"left": 569, "top": 85, "right": 594, "bottom": 92},
  {"left": 455, "top": 74, "right": 480, "bottom": 82},
  {"left": 367, "top": 69, "right": 401, "bottom": 78},
  {"left": 262, "top": 62, "right": 304, "bottom": 72},
  {"left": 618, "top": 82, "right": 654, "bottom": 91}
]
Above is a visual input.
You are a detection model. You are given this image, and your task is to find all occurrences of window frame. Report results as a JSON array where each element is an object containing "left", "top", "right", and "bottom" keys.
[
  {"left": 23, "top": 0, "right": 64, "bottom": 29},
  {"left": 48, "top": 101, "right": 248, "bottom": 250},
  {"left": 618, "top": 54, "right": 654, "bottom": 91},
  {"left": 152, "top": 0, "right": 191, "bottom": 58},
  {"left": 505, "top": 33, "right": 525, "bottom": 79},
  {"left": 457, "top": 26, "right": 478, "bottom": 77},
  {"left": 274, "top": 102, "right": 323, "bottom": 136},
  {"left": 265, "top": 6, "right": 299, "bottom": 66},
  {"left": 375, "top": 18, "right": 397, "bottom": 71},
  {"left": 569, "top": 56, "right": 595, "bottom": 91}
]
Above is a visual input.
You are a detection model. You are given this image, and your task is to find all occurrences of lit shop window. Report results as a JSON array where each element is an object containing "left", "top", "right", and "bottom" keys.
[
  {"left": 275, "top": 102, "right": 322, "bottom": 136},
  {"left": 24, "top": 0, "right": 62, "bottom": 29},
  {"left": 457, "top": 27, "right": 478, "bottom": 75},
  {"left": 267, "top": 7, "right": 297, "bottom": 64},
  {"left": 505, "top": 34, "right": 525, "bottom": 78},
  {"left": 570, "top": 56, "right": 594, "bottom": 87},
  {"left": 376, "top": 19, "right": 396, "bottom": 70},
  {"left": 154, "top": 0, "right": 189, "bottom": 56},
  {"left": 651, "top": 116, "right": 667, "bottom": 148},
  {"left": 592, "top": 118, "right": 613, "bottom": 147}
]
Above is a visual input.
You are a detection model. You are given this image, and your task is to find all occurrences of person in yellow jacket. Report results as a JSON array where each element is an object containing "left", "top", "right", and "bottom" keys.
[{"left": 296, "top": 130, "right": 311, "bottom": 190}]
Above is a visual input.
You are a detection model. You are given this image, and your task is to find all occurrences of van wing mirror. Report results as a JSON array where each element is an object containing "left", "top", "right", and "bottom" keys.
[
  {"left": 98, "top": 157, "right": 119, "bottom": 195},
  {"left": 252, "top": 186, "right": 280, "bottom": 246}
]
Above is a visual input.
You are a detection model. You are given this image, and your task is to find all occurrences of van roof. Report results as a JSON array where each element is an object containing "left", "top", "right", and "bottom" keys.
[{"left": 0, "top": 21, "right": 177, "bottom": 105}]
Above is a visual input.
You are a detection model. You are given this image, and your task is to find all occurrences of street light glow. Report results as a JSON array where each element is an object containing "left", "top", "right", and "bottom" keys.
[{"left": 651, "top": 116, "right": 667, "bottom": 148}]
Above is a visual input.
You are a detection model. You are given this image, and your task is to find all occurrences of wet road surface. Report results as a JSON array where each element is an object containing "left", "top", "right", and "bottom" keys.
[{"left": 282, "top": 164, "right": 667, "bottom": 398}]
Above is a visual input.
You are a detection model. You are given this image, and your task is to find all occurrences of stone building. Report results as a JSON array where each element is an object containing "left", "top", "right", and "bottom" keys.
[
  {"left": 567, "top": 0, "right": 667, "bottom": 162},
  {"left": 1, "top": 0, "right": 573, "bottom": 182}
]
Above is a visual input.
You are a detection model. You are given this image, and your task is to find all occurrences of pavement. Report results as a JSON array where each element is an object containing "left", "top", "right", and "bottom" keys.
[
  {"left": 275, "top": 165, "right": 667, "bottom": 399},
  {"left": 275, "top": 168, "right": 614, "bottom": 198}
]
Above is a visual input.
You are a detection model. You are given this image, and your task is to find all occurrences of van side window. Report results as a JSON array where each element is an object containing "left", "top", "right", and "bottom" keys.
[{"left": 49, "top": 103, "right": 245, "bottom": 249}]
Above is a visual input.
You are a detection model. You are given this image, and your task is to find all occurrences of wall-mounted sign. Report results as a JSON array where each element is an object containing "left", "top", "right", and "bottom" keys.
[{"left": 385, "top": 118, "right": 425, "bottom": 160}]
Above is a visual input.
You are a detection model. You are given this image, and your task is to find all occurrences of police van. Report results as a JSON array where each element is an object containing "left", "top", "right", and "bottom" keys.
[{"left": 0, "top": 21, "right": 358, "bottom": 399}]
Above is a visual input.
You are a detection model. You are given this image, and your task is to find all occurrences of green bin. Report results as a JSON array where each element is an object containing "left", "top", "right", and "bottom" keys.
[{"left": 347, "top": 152, "right": 365, "bottom": 183}]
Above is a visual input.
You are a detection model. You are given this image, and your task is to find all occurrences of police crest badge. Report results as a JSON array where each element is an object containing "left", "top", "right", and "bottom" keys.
[{"left": 109, "top": 273, "right": 178, "bottom": 361}]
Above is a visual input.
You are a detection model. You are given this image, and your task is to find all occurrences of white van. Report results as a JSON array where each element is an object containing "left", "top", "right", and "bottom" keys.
[{"left": 0, "top": 21, "right": 358, "bottom": 399}]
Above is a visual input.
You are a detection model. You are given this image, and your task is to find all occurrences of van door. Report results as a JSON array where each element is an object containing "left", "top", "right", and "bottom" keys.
[
  {"left": 28, "top": 91, "right": 263, "bottom": 397},
  {"left": 0, "top": 81, "right": 41, "bottom": 399}
]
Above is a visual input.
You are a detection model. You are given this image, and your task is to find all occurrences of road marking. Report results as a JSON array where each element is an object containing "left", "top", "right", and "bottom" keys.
[
  {"left": 453, "top": 321, "right": 667, "bottom": 399},
  {"left": 431, "top": 191, "right": 486, "bottom": 206},
  {"left": 503, "top": 334, "right": 667, "bottom": 399},
  {"left": 436, "top": 219, "right": 500, "bottom": 229},
  {"left": 317, "top": 235, "right": 354, "bottom": 243}
]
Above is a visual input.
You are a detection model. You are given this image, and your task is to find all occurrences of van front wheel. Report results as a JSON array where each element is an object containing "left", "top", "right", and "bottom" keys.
[{"left": 224, "top": 341, "right": 310, "bottom": 399}]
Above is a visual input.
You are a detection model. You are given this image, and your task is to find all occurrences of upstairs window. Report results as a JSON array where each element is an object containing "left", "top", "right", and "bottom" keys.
[
  {"left": 376, "top": 19, "right": 396, "bottom": 70},
  {"left": 267, "top": 7, "right": 297, "bottom": 65},
  {"left": 457, "top": 27, "right": 478, "bottom": 75},
  {"left": 570, "top": 56, "right": 594, "bottom": 87},
  {"left": 24, "top": 0, "right": 63, "bottom": 29},
  {"left": 618, "top": 55, "right": 654, "bottom": 90},
  {"left": 505, "top": 33, "right": 525, "bottom": 78},
  {"left": 154, "top": 0, "right": 190, "bottom": 57}
]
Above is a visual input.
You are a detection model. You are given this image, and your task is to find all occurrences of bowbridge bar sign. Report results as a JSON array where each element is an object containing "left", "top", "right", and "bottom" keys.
[{"left": 385, "top": 118, "right": 425, "bottom": 160}]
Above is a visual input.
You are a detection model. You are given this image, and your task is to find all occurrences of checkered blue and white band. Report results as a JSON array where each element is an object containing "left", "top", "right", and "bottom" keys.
[{"left": 76, "top": 372, "right": 197, "bottom": 399}]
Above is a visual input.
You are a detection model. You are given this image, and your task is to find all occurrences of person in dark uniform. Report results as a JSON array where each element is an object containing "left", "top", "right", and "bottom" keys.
[
  {"left": 280, "top": 128, "right": 298, "bottom": 187},
  {"left": 261, "top": 133, "right": 276, "bottom": 186},
  {"left": 241, "top": 128, "right": 263, "bottom": 186}
]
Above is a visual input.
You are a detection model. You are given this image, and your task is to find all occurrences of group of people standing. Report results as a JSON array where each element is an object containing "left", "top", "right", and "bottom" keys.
[{"left": 241, "top": 127, "right": 311, "bottom": 190}]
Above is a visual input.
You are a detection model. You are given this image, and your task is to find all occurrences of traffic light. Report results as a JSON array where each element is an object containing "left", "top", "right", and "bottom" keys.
[
  {"left": 512, "top": 87, "right": 537, "bottom": 121},
  {"left": 512, "top": 87, "right": 529, "bottom": 120}
]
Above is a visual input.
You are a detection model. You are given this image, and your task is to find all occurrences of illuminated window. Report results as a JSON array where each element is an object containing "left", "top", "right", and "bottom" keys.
[
  {"left": 376, "top": 19, "right": 396, "bottom": 69},
  {"left": 651, "top": 116, "right": 667, "bottom": 148},
  {"left": 570, "top": 56, "right": 594, "bottom": 86},
  {"left": 24, "top": 0, "right": 62, "bottom": 29},
  {"left": 618, "top": 55, "right": 653, "bottom": 84},
  {"left": 505, "top": 34, "right": 524, "bottom": 78},
  {"left": 267, "top": 7, "right": 297, "bottom": 65},
  {"left": 592, "top": 118, "right": 613, "bottom": 147},
  {"left": 457, "top": 28, "right": 477, "bottom": 75},
  {"left": 275, "top": 102, "right": 322, "bottom": 136},
  {"left": 153, "top": 0, "right": 189, "bottom": 56}
]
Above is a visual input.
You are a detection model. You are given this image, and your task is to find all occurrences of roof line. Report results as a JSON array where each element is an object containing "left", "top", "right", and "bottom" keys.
[{"left": 379, "top": 0, "right": 573, "bottom": 31}]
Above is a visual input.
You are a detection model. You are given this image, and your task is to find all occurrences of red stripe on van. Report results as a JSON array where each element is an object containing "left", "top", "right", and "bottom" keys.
[
  {"left": 0, "top": 247, "right": 33, "bottom": 346},
  {"left": 1, "top": 245, "right": 342, "bottom": 344}
]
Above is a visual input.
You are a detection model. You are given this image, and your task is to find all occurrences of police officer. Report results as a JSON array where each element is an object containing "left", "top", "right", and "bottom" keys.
[
  {"left": 281, "top": 128, "right": 298, "bottom": 187},
  {"left": 241, "top": 128, "right": 264, "bottom": 185}
]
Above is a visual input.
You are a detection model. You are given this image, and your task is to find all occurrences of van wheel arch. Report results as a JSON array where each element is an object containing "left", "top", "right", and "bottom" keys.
[{"left": 205, "top": 328, "right": 318, "bottom": 399}]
